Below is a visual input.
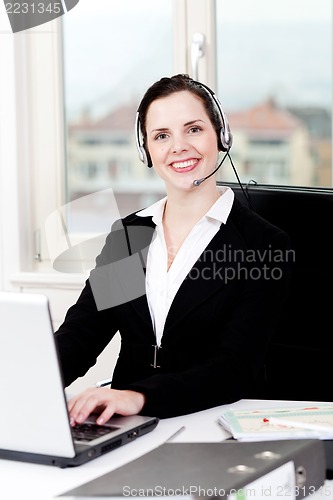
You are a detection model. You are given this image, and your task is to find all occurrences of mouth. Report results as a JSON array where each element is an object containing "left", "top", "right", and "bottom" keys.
[{"left": 170, "top": 159, "right": 199, "bottom": 172}]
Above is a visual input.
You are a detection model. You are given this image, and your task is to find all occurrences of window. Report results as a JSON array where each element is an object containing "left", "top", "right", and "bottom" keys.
[{"left": 216, "top": 0, "right": 332, "bottom": 188}]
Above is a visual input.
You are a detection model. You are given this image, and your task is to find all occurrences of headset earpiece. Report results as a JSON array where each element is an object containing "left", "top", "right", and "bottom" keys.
[
  {"left": 218, "top": 123, "right": 233, "bottom": 152},
  {"left": 135, "top": 112, "right": 153, "bottom": 168},
  {"left": 138, "top": 144, "right": 150, "bottom": 167}
]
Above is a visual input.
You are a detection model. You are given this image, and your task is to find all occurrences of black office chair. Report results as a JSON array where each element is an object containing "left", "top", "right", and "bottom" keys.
[{"left": 220, "top": 182, "right": 333, "bottom": 402}]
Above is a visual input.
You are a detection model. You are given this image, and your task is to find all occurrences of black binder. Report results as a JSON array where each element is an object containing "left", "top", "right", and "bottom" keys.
[
  {"left": 324, "top": 440, "right": 333, "bottom": 479},
  {"left": 59, "top": 439, "right": 326, "bottom": 499}
]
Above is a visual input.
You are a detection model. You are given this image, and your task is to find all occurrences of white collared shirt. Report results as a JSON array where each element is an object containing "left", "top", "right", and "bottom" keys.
[{"left": 136, "top": 186, "right": 234, "bottom": 347}]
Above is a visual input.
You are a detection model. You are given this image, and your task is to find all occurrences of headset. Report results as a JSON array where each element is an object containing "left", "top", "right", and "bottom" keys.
[{"left": 135, "top": 79, "right": 233, "bottom": 169}]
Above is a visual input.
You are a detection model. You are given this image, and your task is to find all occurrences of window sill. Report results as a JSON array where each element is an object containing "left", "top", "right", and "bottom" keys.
[{"left": 10, "top": 271, "right": 87, "bottom": 290}]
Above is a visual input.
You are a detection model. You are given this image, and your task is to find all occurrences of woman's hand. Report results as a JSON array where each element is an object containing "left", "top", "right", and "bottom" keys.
[{"left": 67, "top": 387, "right": 146, "bottom": 426}]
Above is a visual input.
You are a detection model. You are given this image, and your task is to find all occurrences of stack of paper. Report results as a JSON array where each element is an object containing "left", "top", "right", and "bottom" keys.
[{"left": 218, "top": 405, "right": 333, "bottom": 441}]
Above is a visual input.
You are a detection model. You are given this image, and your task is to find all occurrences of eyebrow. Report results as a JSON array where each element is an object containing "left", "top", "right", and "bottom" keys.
[{"left": 150, "top": 119, "right": 204, "bottom": 134}]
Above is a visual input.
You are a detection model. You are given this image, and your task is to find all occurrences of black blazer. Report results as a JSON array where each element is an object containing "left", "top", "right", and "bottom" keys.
[{"left": 55, "top": 197, "right": 292, "bottom": 418}]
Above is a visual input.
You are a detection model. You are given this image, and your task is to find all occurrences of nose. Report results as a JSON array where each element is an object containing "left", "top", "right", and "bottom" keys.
[{"left": 170, "top": 134, "right": 188, "bottom": 154}]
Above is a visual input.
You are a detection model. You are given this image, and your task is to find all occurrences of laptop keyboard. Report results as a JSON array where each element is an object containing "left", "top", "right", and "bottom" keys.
[{"left": 72, "top": 423, "right": 119, "bottom": 442}]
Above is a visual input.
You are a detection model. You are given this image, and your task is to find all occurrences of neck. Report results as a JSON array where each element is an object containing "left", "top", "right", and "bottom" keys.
[{"left": 164, "top": 183, "right": 220, "bottom": 226}]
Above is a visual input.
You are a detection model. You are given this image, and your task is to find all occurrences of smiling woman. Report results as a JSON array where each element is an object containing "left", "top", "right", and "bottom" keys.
[{"left": 54, "top": 74, "right": 293, "bottom": 421}]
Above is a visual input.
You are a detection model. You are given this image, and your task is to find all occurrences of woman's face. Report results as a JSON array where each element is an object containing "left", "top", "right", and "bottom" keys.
[{"left": 145, "top": 90, "right": 219, "bottom": 191}]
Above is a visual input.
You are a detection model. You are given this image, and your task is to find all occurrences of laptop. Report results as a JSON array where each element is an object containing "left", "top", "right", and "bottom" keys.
[{"left": 0, "top": 291, "right": 158, "bottom": 468}]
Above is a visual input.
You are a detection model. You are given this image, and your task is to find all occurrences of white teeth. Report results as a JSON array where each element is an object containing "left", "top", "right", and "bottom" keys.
[{"left": 172, "top": 160, "right": 197, "bottom": 169}]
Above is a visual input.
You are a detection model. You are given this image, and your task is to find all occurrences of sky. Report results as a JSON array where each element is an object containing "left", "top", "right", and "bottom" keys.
[
  {"left": 0, "top": 0, "right": 331, "bottom": 115},
  {"left": 215, "top": 0, "right": 331, "bottom": 22}
]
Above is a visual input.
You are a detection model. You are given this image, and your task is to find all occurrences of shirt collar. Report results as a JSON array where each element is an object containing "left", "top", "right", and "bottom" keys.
[
  {"left": 207, "top": 186, "right": 234, "bottom": 224},
  {"left": 136, "top": 197, "right": 167, "bottom": 226},
  {"left": 136, "top": 186, "right": 234, "bottom": 226}
]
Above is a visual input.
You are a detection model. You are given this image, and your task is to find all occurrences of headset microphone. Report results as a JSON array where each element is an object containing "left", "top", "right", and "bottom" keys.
[{"left": 193, "top": 153, "right": 228, "bottom": 187}]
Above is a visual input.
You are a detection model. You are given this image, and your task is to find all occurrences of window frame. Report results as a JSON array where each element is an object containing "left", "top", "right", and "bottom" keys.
[{"left": 0, "top": 19, "right": 74, "bottom": 288}]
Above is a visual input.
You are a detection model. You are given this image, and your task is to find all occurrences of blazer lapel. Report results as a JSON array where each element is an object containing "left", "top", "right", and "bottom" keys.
[
  {"left": 124, "top": 215, "right": 155, "bottom": 330},
  {"left": 163, "top": 220, "right": 246, "bottom": 334}
]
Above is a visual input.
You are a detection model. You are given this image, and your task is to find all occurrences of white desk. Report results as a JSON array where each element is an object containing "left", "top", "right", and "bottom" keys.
[{"left": 1, "top": 400, "right": 332, "bottom": 499}]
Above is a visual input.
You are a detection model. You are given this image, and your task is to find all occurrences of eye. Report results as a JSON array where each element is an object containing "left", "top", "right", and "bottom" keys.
[
  {"left": 188, "top": 126, "right": 202, "bottom": 134},
  {"left": 155, "top": 132, "right": 169, "bottom": 141}
]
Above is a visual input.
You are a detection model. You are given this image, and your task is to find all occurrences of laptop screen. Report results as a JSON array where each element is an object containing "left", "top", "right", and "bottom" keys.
[{"left": 0, "top": 292, "right": 76, "bottom": 457}]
